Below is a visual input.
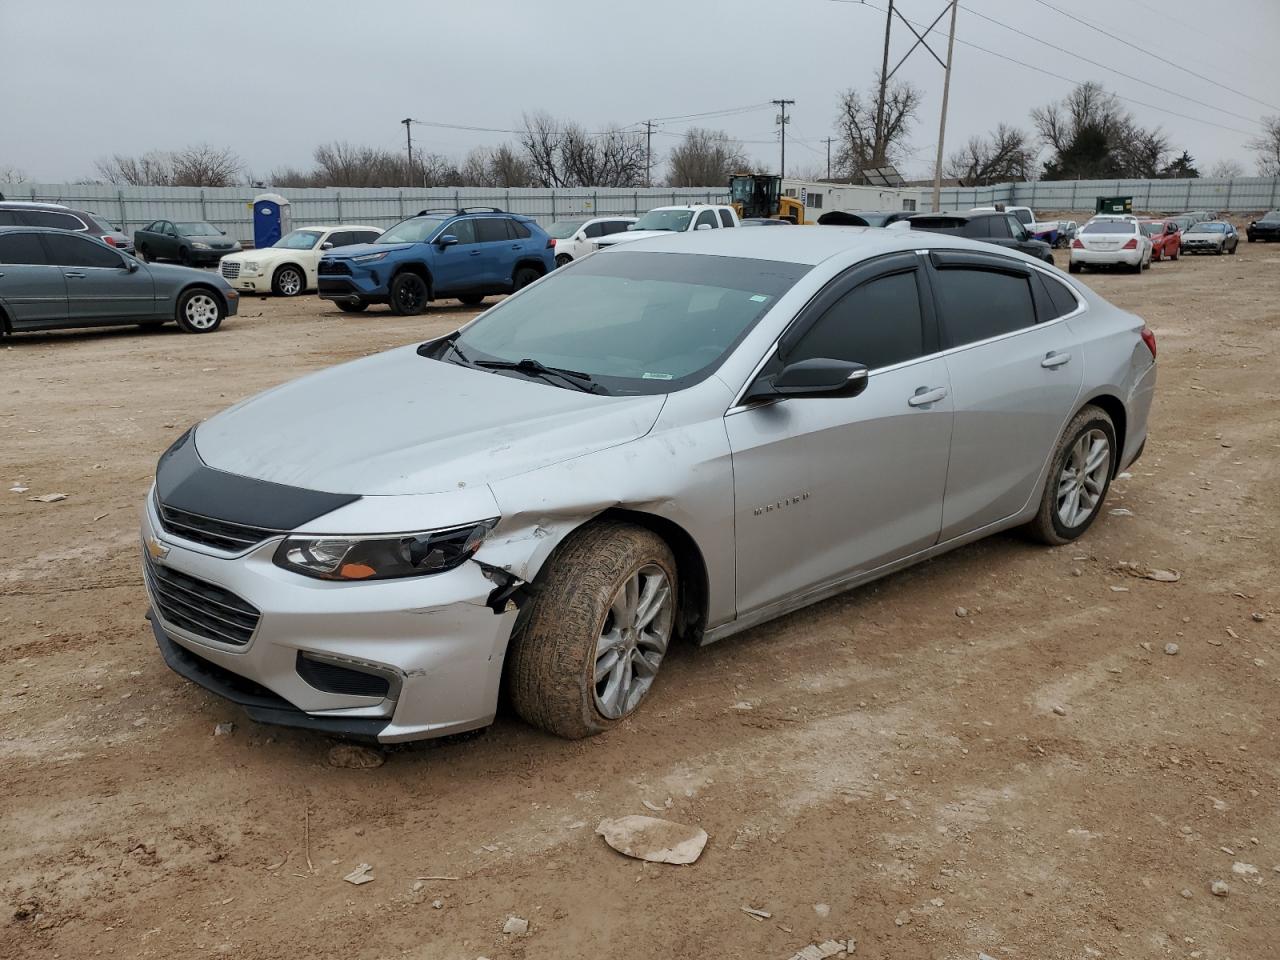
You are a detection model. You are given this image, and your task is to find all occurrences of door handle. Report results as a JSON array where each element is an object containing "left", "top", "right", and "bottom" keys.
[
  {"left": 1041, "top": 351, "right": 1072, "bottom": 368},
  {"left": 908, "top": 386, "right": 948, "bottom": 407},
  {"left": 469, "top": 250, "right": 481, "bottom": 256},
  {"left": 64, "top": 272, "right": 86, "bottom": 279}
]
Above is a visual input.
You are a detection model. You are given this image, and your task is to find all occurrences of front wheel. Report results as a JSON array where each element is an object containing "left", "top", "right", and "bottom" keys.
[
  {"left": 175, "top": 288, "right": 224, "bottom": 333},
  {"left": 457, "top": 293, "right": 485, "bottom": 306},
  {"left": 513, "top": 266, "right": 541, "bottom": 291},
  {"left": 388, "top": 272, "right": 429, "bottom": 315},
  {"left": 178, "top": 247, "right": 191, "bottom": 266},
  {"left": 1026, "top": 405, "right": 1116, "bottom": 545},
  {"left": 506, "top": 522, "right": 678, "bottom": 739},
  {"left": 336, "top": 298, "right": 368, "bottom": 313},
  {"left": 1227, "top": 241, "right": 1237, "bottom": 255},
  {"left": 272, "top": 264, "right": 305, "bottom": 297}
]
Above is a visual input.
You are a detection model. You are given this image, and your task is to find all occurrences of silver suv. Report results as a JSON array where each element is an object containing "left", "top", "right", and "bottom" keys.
[{"left": 142, "top": 228, "right": 1156, "bottom": 743}]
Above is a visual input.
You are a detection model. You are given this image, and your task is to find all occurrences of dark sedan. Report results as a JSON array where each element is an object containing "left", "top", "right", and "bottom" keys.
[
  {"left": 902, "top": 211, "right": 1056, "bottom": 264},
  {"left": 134, "top": 219, "right": 241, "bottom": 265},
  {"left": 0, "top": 226, "right": 238, "bottom": 335},
  {"left": 1247, "top": 210, "right": 1280, "bottom": 242}
]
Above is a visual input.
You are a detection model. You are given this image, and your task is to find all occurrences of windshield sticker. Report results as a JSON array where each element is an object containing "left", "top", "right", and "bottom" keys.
[
  {"left": 749, "top": 294, "right": 770, "bottom": 303},
  {"left": 642, "top": 372, "right": 674, "bottom": 380}
]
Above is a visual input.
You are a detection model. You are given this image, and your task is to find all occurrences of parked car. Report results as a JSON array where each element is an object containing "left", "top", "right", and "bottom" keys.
[
  {"left": 1246, "top": 210, "right": 1280, "bottom": 242},
  {"left": 140, "top": 227, "right": 1155, "bottom": 744},
  {"left": 816, "top": 210, "right": 909, "bottom": 227},
  {"left": 593, "top": 204, "right": 740, "bottom": 250},
  {"left": 134, "top": 220, "right": 242, "bottom": 265},
  {"left": 316, "top": 207, "right": 554, "bottom": 314},
  {"left": 218, "top": 225, "right": 383, "bottom": 297},
  {"left": 740, "top": 217, "right": 793, "bottom": 226},
  {"left": 1054, "top": 220, "right": 1079, "bottom": 248},
  {"left": 1069, "top": 217, "right": 1153, "bottom": 273},
  {"left": 1139, "top": 219, "right": 1182, "bottom": 261},
  {"left": 0, "top": 226, "right": 238, "bottom": 335},
  {"left": 546, "top": 216, "right": 637, "bottom": 266},
  {"left": 1180, "top": 220, "right": 1239, "bottom": 255},
  {"left": 902, "top": 211, "right": 1055, "bottom": 264},
  {"left": 0, "top": 201, "right": 134, "bottom": 253},
  {"left": 970, "top": 205, "right": 1059, "bottom": 244}
]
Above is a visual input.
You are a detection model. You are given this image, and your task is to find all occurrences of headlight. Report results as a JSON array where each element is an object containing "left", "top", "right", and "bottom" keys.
[
  {"left": 272, "top": 520, "right": 498, "bottom": 581},
  {"left": 352, "top": 251, "right": 389, "bottom": 263},
  {"left": 242, "top": 261, "right": 260, "bottom": 273},
  {"left": 192, "top": 241, "right": 210, "bottom": 250}
]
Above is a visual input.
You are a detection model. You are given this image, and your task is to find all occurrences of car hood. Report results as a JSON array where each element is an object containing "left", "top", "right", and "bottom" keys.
[
  {"left": 183, "top": 235, "right": 239, "bottom": 249},
  {"left": 192, "top": 344, "right": 666, "bottom": 496},
  {"left": 144, "top": 260, "right": 234, "bottom": 288},
  {"left": 598, "top": 229, "right": 680, "bottom": 245},
  {"left": 1182, "top": 231, "right": 1225, "bottom": 241},
  {"left": 223, "top": 246, "right": 307, "bottom": 265},
  {"left": 322, "top": 241, "right": 412, "bottom": 259}
]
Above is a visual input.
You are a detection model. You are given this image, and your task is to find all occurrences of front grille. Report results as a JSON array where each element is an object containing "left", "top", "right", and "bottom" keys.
[
  {"left": 296, "top": 653, "right": 391, "bottom": 698},
  {"left": 220, "top": 261, "right": 240, "bottom": 280},
  {"left": 158, "top": 501, "right": 278, "bottom": 552},
  {"left": 144, "top": 556, "right": 261, "bottom": 647},
  {"left": 318, "top": 259, "right": 350, "bottom": 275}
]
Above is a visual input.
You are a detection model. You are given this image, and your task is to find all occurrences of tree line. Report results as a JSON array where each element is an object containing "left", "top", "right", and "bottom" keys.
[{"left": 37, "top": 82, "right": 1280, "bottom": 190}]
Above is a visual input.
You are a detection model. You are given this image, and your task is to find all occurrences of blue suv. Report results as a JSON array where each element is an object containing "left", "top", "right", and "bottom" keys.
[{"left": 317, "top": 207, "right": 555, "bottom": 314}]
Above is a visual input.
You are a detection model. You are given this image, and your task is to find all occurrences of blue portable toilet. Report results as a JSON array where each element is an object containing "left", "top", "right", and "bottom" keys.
[{"left": 252, "top": 193, "right": 290, "bottom": 249}]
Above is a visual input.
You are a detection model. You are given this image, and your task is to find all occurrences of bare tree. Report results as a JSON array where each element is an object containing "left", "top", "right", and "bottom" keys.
[
  {"left": 0, "top": 165, "right": 26, "bottom": 183},
  {"left": 945, "top": 124, "right": 1036, "bottom": 186},
  {"left": 457, "top": 144, "right": 537, "bottom": 187},
  {"left": 95, "top": 144, "right": 243, "bottom": 186},
  {"left": 1209, "top": 158, "right": 1245, "bottom": 179},
  {"left": 666, "top": 128, "right": 749, "bottom": 187},
  {"left": 1249, "top": 115, "right": 1280, "bottom": 176},
  {"left": 518, "top": 112, "right": 647, "bottom": 187},
  {"left": 1033, "top": 82, "right": 1172, "bottom": 179},
  {"left": 833, "top": 75, "right": 922, "bottom": 180}
]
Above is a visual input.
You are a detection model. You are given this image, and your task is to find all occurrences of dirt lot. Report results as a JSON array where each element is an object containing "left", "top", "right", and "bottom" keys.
[{"left": 3, "top": 240, "right": 1279, "bottom": 960}]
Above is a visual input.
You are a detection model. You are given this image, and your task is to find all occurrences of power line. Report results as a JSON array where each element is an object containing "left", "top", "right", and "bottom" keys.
[
  {"left": 958, "top": 3, "right": 1265, "bottom": 130},
  {"left": 1024, "top": 0, "right": 1280, "bottom": 113},
  {"left": 832, "top": 0, "right": 1261, "bottom": 139}
]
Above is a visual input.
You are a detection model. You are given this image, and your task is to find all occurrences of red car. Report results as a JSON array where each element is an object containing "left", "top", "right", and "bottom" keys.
[{"left": 1140, "top": 219, "right": 1181, "bottom": 261}]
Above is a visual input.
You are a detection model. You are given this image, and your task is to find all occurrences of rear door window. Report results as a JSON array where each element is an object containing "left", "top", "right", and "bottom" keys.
[
  {"left": 353, "top": 230, "right": 382, "bottom": 244},
  {"left": 475, "top": 218, "right": 508, "bottom": 243},
  {"left": 326, "top": 231, "right": 353, "bottom": 248},
  {"left": 695, "top": 210, "right": 718, "bottom": 229},
  {"left": 718, "top": 208, "right": 735, "bottom": 228},
  {"left": 987, "top": 217, "right": 1012, "bottom": 239},
  {"left": 41, "top": 232, "right": 125, "bottom": 268},
  {"left": 933, "top": 266, "right": 1036, "bottom": 347},
  {"left": 962, "top": 218, "right": 991, "bottom": 239},
  {"left": 0, "top": 232, "right": 51, "bottom": 264},
  {"left": 603, "top": 220, "right": 632, "bottom": 235},
  {"left": 584, "top": 222, "right": 605, "bottom": 239},
  {"left": 787, "top": 269, "right": 927, "bottom": 371}
]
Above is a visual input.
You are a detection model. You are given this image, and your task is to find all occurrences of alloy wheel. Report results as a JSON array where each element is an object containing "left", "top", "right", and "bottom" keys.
[
  {"left": 593, "top": 564, "right": 674, "bottom": 720},
  {"left": 183, "top": 293, "right": 220, "bottom": 330},
  {"left": 278, "top": 268, "right": 303, "bottom": 296},
  {"left": 1056, "top": 428, "right": 1110, "bottom": 528}
]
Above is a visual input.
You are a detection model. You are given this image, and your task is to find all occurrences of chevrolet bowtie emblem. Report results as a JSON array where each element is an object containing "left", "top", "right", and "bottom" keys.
[{"left": 146, "top": 535, "right": 171, "bottom": 561}]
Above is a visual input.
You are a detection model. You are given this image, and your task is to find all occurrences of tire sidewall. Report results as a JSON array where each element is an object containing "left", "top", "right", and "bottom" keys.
[
  {"left": 1045, "top": 412, "right": 1117, "bottom": 542},
  {"left": 174, "top": 288, "right": 224, "bottom": 333},
  {"left": 273, "top": 264, "right": 304, "bottom": 297},
  {"left": 390, "top": 273, "right": 428, "bottom": 315},
  {"left": 513, "top": 267, "right": 540, "bottom": 290}
]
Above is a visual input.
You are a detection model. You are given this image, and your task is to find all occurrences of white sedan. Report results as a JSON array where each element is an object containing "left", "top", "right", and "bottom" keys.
[
  {"left": 1068, "top": 217, "right": 1152, "bottom": 274},
  {"left": 219, "top": 225, "right": 383, "bottom": 296}
]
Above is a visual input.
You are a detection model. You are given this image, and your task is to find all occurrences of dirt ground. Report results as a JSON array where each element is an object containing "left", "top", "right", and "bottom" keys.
[{"left": 3, "top": 237, "right": 1279, "bottom": 960}]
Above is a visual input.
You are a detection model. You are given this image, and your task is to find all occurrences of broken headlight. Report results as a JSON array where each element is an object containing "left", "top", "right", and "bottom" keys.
[{"left": 272, "top": 520, "right": 498, "bottom": 581}]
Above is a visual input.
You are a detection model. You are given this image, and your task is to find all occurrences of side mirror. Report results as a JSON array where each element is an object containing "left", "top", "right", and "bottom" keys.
[
  {"left": 436, "top": 234, "right": 459, "bottom": 247},
  {"left": 626, "top": 224, "right": 638, "bottom": 231},
  {"left": 320, "top": 241, "right": 334, "bottom": 250},
  {"left": 695, "top": 223, "right": 714, "bottom": 231},
  {"left": 219, "top": 229, "right": 227, "bottom": 235},
  {"left": 743, "top": 358, "right": 869, "bottom": 403},
  {"left": 125, "top": 258, "right": 140, "bottom": 273}
]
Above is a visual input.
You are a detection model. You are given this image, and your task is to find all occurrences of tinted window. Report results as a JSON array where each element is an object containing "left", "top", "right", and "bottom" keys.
[
  {"left": 509, "top": 219, "right": 531, "bottom": 239},
  {"left": 475, "top": 218, "right": 508, "bottom": 243},
  {"left": 934, "top": 267, "right": 1036, "bottom": 346},
  {"left": 1083, "top": 221, "right": 1136, "bottom": 234},
  {"left": 354, "top": 230, "right": 382, "bottom": 244},
  {"left": 584, "top": 222, "right": 605, "bottom": 239},
  {"left": 0, "top": 211, "right": 21, "bottom": 226},
  {"left": 603, "top": 220, "right": 632, "bottom": 235},
  {"left": 1039, "top": 274, "right": 1080, "bottom": 320},
  {"left": 988, "top": 216, "right": 1012, "bottom": 239},
  {"left": 42, "top": 233, "right": 125, "bottom": 268},
  {"left": 23, "top": 210, "right": 85, "bottom": 231},
  {"left": 144, "top": 220, "right": 162, "bottom": 232},
  {"left": 718, "top": 208, "right": 735, "bottom": 227},
  {"left": 962, "top": 218, "right": 991, "bottom": 239},
  {"left": 447, "top": 219, "right": 476, "bottom": 245},
  {"left": 1006, "top": 216, "right": 1026, "bottom": 238},
  {"left": 0, "top": 232, "right": 50, "bottom": 264},
  {"left": 695, "top": 210, "right": 718, "bottom": 229},
  {"left": 788, "top": 270, "right": 925, "bottom": 371}
]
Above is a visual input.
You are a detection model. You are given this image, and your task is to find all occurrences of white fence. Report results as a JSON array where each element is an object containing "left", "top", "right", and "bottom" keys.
[
  {"left": 6, "top": 184, "right": 732, "bottom": 244},
  {"left": 937, "top": 177, "right": 1280, "bottom": 214}
]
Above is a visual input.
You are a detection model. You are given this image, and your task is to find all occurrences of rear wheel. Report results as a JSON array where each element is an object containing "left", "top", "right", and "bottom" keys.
[
  {"left": 175, "top": 288, "right": 224, "bottom": 333},
  {"left": 138, "top": 245, "right": 150, "bottom": 262},
  {"left": 388, "top": 272, "right": 429, "bottom": 315},
  {"left": 555, "top": 253, "right": 572, "bottom": 268},
  {"left": 1026, "top": 405, "right": 1116, "bottom": 545},
  {"left": 336, "top": 299, "right": 368, "bottom": 313},
  {"left": 457, "top": 293, "right": 485, "bottom": 306},
  {"left": 272, "top": 264, "right": 305, "bottom": 297},
  {"left": 513, "top": 266, "right": 541, "bottom": 291},
  {"left": 506, "top": 522, "right": 678, "bottom": 739},
  {"left": 1227, "top": 240, "right": 1237, "bottom": 255},
  {"left": 1068, "top": 262, "right": 1082, "bottom": 274}
]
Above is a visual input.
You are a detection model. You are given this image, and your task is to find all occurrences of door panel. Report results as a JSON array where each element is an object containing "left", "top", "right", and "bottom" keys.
[
  {"left": 41, "top": 233, "right": 155, "bottom": 322},
  {"left": 726, "top": 358, "right": 953, "bottom": 616},
  {"left": 473, "top": 218, "right": 512, "bottom": 286},
  {"left": 431, "top": 219, "right": 478, "bottom": 294},
  {"left": 0, "top": 232, "right": 67, "bottom": 327}
]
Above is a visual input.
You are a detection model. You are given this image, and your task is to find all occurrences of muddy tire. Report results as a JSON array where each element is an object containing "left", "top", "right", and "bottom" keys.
[
  {"left": 1026, "top": 404, "right": 1117, "bottom": 545},
  {"left": 506, "top": 522, "right": 678, "bottom": 740}
]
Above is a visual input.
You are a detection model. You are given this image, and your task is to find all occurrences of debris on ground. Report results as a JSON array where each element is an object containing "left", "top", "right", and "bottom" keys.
[
  {"left": 1052, "top": 705, "right": 1067, "bottom": 716},
  {"left": 1210, "top": 880, "right": 1229, "bottom": 897},
  {"left": 1232, "top": 862, "right": 1258, "bottom": 876},
  {"left": 740, "top": 906, "right": 771, "bottom": 920},
  {"left": 1251, "top": 612, "right": 1267, "bottom": 622},
  {"left": 1115, "top": 561, "right": 1181, "bottom": 582},
  {"left": 1109, "top": 507, "right": 1134, "bottom": 516},
  {"left": 1164, "top": 643, "right": 1180, "bottom": 656},
  {"left": 955, "top": 606, "right": 969, "bottom": 617},
  {"left": 26, "top": 493, "right": 67, "bottom": 503},
  {"left": 9, "top": 484, "right": 29, "bottom": 493},
  {"left": 641, "top": 798, "right": 673, "bottom": 812},
  {"left": 596, "top": 815, "right": 708, "bottom": 865},
  {"left": 502, "top": 916, "right": 529, "bottom": 935},
  {"left": 786, "top": 939, "right": 853, "bottom": 959},
  {"left": 326, "top": 744, "right": 385, "bottom": 769},
  {"left": 813, "top": 903, "right": 831, "bottom": 918},
  {"left": 214, "top": 722, "right": 236, "bottom": 736},
  {"left": 1180, "top": 888, "right": 1193, "bottom": 899},
  {"left": 431, "top": 899, "right": 444, "bottom": 909},
  {"left": 343, "top": 863, "right": 374, "bottom": 885}
]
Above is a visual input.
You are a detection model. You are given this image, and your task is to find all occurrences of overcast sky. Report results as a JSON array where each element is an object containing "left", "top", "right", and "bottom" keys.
[{"left": 2, "top": 0, "right": 1277, "bottom": 183}]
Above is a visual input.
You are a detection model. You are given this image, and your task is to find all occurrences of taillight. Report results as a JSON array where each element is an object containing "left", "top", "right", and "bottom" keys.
[
  {"left": 546, "top": 238, "right": 554, "bottom": 249},
  {"left": 1071, "top": 239, "right": 1084, "bottom": 249},
  {"left": 1140, "top": 326, "right": 1157, "bottom": 359},
  {"left": 1122, "top": 238, "right": 1138, "bottom": 249},
  {"left": 102, "top": 235, "right": 118, "bottom": 247},
  {"left": 549, "top": 238, "right": 557, "bottom": 246}
]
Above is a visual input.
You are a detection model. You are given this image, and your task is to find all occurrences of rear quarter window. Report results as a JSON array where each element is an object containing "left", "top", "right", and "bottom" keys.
[{"left": 1036, "top": 272, "right": 1081, "bottom": 320}]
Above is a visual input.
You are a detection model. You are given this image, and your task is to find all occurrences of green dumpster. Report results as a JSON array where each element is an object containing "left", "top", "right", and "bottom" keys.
[{"left": 1095, "top": 196, "right": 1133, "bottom": 214}]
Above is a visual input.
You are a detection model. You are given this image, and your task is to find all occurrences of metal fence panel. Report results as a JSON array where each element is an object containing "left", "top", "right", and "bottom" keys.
[{"left": 936, "top": 177, "right": 1280, "bottom": 214}]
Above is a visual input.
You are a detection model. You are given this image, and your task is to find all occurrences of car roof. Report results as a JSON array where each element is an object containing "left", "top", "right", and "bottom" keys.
[
  {"left": 609, "top": 222, "right": 1049, "bottom": 266},
  {"left": 0, "top": 200, "right": 71, "bottom": 210},
  {"left": 294, "top": 224, "right": 382, "bottom": 231}
]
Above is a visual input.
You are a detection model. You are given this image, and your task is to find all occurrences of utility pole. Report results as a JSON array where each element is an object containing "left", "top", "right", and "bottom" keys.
[
  {"left": 643, "top": 120, "right": 655, "bottom": 188},
  {"left": 873, "top": 0, "right": 895, "bottom": 167},
  {"left": 401, "top": 117, "right": 414, "bottom": 187},
  {"left": 825, "top": 137, "right": 834, "bottom": 181},
  {"left": 932, "top": 1, "right": 959, "bottom": 212},
  {"left": 772, "top": 98, "right": 795, "bottom": 178}
]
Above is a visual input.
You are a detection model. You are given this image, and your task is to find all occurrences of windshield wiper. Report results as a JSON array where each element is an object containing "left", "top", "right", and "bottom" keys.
[{"left": 475, "top": 358, "right": 607, "bottom": 395}]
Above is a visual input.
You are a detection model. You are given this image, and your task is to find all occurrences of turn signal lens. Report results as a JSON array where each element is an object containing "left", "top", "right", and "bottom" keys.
[
  {"left": 273, "top": 520, "right": 499, "bottom": 581},
  {"left": 1122, "top": 238, "right": 1138, "bottom": 249},
  {"left": 1140, "top": 326, "right": 1157, "bottom": 359},
  {"left": 1071, "top": 239, "right": 1084, "bottom": 249}
]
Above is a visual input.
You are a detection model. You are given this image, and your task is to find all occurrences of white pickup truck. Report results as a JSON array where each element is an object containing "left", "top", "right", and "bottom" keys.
[
  {"left": 970, "top": 205, "right": 1061, "bottom": 245},
  {"left": 593, "top": 203, "right": 740, "bottom": 250}
]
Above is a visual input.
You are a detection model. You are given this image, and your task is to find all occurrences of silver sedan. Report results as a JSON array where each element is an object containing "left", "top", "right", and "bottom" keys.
[{"left": 140, "top": 227, "right": 1156, "bottom": 742}]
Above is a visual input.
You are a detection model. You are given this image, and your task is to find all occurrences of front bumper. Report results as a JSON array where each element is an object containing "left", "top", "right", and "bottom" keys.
[
  {"left": 141, "top": 496, "right": 519, "bottom": 743},
  {"left": 1181, "top": 241, "right": 1222, "bottom": 254},
  {"left": 1246, "top": 228, "right": 1279, "bottom": 241},
  {"left": 1070, "top": 247, "right": 1142, "bottom": 267},
  {"left": 318, "top": 271, "right": 386, "bottom": 301}
]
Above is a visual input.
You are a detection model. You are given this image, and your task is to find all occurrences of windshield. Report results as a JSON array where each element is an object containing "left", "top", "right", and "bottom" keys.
[
  {"left": 376, "top": 217, "right": 444, "bottom": 244},
  {"left": 441, "top": 251, "right": 809, "bottom": 395},
  {"left": 547, "top": 219, "right": 588, "bottom": 239},
  {"left": 633, "top": 209, "right": 694, "bottom": 232},
  {"left": 176, "top": 221, "right": 221, "bottom": 236},
  {"left": 1140, "top": 223, "right": 1163, "bottom": 236},
  {"left": 273, "top": 229, "right": 323, "bottom": 250},
  {"left": 1191, "top": 222, "right": 1226, "bottom": 233},
  {"left": 1264, "top": 211, "right": 1280, "bottom": 221},
  {"left": 1083, "top": 221, "right": 1136, "bottom": 234},
  {"left": 87, "top": 212, "right": 119, "bottom": 232}
]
